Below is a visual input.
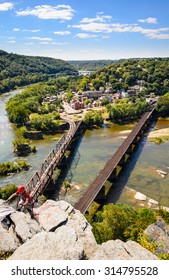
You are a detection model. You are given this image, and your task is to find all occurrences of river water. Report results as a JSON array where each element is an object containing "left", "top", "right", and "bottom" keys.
[{"left": 0, "top": 90, "right": 169, "bottom": 208}]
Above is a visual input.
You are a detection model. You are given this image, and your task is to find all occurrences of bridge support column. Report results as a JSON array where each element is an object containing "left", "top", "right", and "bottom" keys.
[
  {"left": 95, "top": 185, "right": 107, "bottom": 201},
  {"left": 133, "top": 135, "right": 140, "bottom": 144},
  {"left": 58, "top": 155, "right": 67, "bottom": 166},
  {"left": 126, "top": 144, "right": 135, "bottom": 154},
  {"left": 118, "top": 154, "right": 128, "bottom": 166},
  {"left": 107, "top": 168, "right": 118, "bottom": 182}
]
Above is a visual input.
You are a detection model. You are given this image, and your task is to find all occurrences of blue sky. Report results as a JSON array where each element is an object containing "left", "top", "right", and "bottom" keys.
[{"left": 0, "top": 0, "right": 169, "bottom": 60}]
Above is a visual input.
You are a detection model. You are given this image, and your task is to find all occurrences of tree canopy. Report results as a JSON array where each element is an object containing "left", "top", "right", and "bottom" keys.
[
  {"left": 0, "top": 50, "right": 78, "bottom": 94},
  {"left": 76, "top": 58, "right": 169, "bottom": 95},
  {"left": 156, "top": 92, "right": 169, "bottom": 116}
]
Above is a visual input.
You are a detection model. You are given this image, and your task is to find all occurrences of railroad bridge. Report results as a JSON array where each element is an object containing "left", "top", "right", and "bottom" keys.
[
  {"left": 26, "top": 105, "right": 156, "bottom": 211},
  {"left": 74, "top": 106, "right": 156, "bottom": 213},
  {"left": 26, "top": 116, "right": 82, "bottom": 204}
]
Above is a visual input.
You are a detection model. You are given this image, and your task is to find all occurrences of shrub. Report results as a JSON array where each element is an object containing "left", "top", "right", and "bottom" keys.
[
  {"left": 157, "top": 208, "right": 169, "bottom": 224},
  {"left": 89, "top": 204, "right": 157, "bottom": 244},
  {"left": 0, "top": 184, "right": 17, "bottom": 200}
]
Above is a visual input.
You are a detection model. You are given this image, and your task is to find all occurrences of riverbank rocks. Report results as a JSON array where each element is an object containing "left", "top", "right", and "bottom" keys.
[
  {"left": 134, "top": 192, "right": 147, "bottom": 201},
  {"left": 157, "top": 169, "right": 167, "bottom": 178},
  {"left": 0, "top": 200, "right": 161, "bottom": 260}
]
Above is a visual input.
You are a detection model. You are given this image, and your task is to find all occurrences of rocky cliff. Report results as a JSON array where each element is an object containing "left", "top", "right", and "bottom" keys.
[{"left": 1, "top": 199, "right": 168, "bottom": 260}]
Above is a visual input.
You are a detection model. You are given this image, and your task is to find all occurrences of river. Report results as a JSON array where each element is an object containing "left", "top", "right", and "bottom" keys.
[{"left": 0, "top": 90, "right": 169, "bottom": 208}]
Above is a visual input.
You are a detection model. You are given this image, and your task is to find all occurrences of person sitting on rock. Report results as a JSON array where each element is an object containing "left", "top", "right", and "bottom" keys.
[{"left": 5, "top": 185, "right": 34, "bottom": 217}]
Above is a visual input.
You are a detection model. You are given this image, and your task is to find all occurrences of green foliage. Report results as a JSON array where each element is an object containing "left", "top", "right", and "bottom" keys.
[
  {"left": 31, "top": 145, "right": 37, "bottom": 153},
  {"left": 107, "top": 99, "right": 148, "bottom": 122},
  {"left": 66, "top": 91, "right": 73, "bottom": 103},
  {"left": 83, "top": 111, "right": 103, "bottom": 126},
  {"left": 0, "top": 184, "right": 17, "bottom": 200},
  {"left": 38, "top": 195, "right": 47, "bottom": 205},
  {"left": 0, "top": 251, "right": 13, "bottom": 260},
  {"left": 0, "top": 161, "right": 30, "bottom": 176},
  {"left": 30, "top": 113, "right": 60, "bottom": 133},
  {"left": 89, "top": 204, "right": 157, "bottom": 245},
  {"left": 124, "top": 208, "right": 157, "bottom": 241},
  {"left": 101, "top": 99, "right": 110, "bottom": 106},
  {"left": 64, "top": 180, "right": 71, "bottom": 189},
  {"left": 6, "top": 83, "right": 61, "bottom": 133},
  {"left": 148, "top": 137, "right": 166, "bottom": 144},
  {"left": 12, "top": 138, "right": 33, "bottom": 156},
  {"left": 157, "top": 208, "right": 169, "bottom": 224},
  {"left": 137, "top": 232, "right": 157, "bottom": 254},
  {"left": 0, "top": 50, "right": 78, "bottom": 94},
  {"left": 156, "top": 93, "right": 169, "bottom": 117},
  {"left": 157, "top": 253, "right": 169, "bottom": 260},
  {"left": 73, "top": 58, "right": 169, "bottom": 96},
  {"left": 91, "top": 204, "right": 136, "bottom": 244},
  {"left": 6, "top": 104, "right": 29, "bottom": 126},
  {"left": 68, "top": 60, "right": 116, "bottom": 71}
]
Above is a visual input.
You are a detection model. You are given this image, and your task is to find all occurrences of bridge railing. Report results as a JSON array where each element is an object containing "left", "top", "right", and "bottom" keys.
[{"left": 25, "top": 118, "right": 82, "bottom": 201}]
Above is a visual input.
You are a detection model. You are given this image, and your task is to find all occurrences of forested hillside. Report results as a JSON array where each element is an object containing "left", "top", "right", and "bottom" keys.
[
  {"left": 79, "top": 57, "right": 169, "bottom": 96},
  {"left": 68, "top": 60, "right": 118, "bottom": 71},
  {"left": 0, "top": 50, "right": 77, "bottom": 94}
]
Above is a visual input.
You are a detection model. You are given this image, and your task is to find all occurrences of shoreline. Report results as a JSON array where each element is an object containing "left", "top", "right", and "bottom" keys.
[{"left": 148, "top": 127, "right": 169, "bottom": 139}]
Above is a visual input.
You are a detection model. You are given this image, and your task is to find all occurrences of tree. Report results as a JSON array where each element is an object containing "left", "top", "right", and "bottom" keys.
[
  {"left": 156, "top": 93, "right": 169, "bottom": 116},
  {"left": 7, "top": 105, "right": 29, "bottom": 126},
  {"left": 87, "top": 203, "right": 157, "bottom": 245},
  {"left": 83, "top": 111, "right": 103, "bottom": 126}
]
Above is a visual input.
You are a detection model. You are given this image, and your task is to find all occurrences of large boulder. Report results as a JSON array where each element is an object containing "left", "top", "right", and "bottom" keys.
[
  {"left": 0, "top": 199, "right": 160, "bottom": 260},
  {"left": 0, "top": 222, "right": 20, "bottom": 254},
  {"left": 9, "top": 227, "right": 84, "bottom": 260},
  {"left": 33, "top": 200, "right": 68, "bottom": 231},
  {"left": 9, "top": 200, "right": 96, "bottom": 260},
  {"left": 10, "top": 211, "right": 41, "bottom": 243},
  {"left": 91, "top": 239, "right": 158, "bottom": 260},
  {"left": 144, "top": 218, "right": 169, "bottom": 254}
]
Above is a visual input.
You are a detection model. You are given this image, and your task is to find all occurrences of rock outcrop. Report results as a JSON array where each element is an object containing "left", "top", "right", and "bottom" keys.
[
  {"left": 0, "top": 200, "right": 160, "bottom": 260},
  {"left": 144, "top": 218, "right": 169, "bottom": 254}
]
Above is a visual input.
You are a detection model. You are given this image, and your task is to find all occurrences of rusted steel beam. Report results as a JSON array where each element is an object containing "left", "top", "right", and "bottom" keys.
[{"left": 74, "top": 107, "right": 156, "bottom": 213}]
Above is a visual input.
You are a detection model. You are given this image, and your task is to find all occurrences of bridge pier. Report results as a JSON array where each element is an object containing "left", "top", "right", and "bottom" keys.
[
  {"left": 118, "top": 154, "right": 129, "bottom": 166},
  {"left": 58, "top": 155, "right": 67, "bottom": 166},
  {"left": 95, "top": 185, "right": 107, "bottom": 201},
  {"left": 107, "top": 168, "right": 118, "bottom": 182}
]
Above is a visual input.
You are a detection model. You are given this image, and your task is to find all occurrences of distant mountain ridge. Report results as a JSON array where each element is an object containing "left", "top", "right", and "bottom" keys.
[
  {"left": 0, "top": 50, "right": 77, "bottom": 94},
  {"left": 68, "top": 59, "right": 120, "bottom": 71}
]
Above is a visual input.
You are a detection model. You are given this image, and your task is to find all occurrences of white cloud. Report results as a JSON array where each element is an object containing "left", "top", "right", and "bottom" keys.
[
  {"left": 23, "top": 29, "right": 41, "bottom": 33},
  {"left": 76, "top": 33, "right": 98, "bottom": 39},
  {"left": 25, "top": 42, "right": 35, "bottom": 46},
  {"left": 16, "top": 5, "right": 75, "bottom": 20},
  {"left": 13, "top": 28, "right": 40, "bottom": 32},
  {"left": 0, "top": 2, "right": 14, "bottom": 11},
  {"left": 80, "top": 14, "right": 112, "bottom": 23},
  {"left": 29, "top": 36, "right": 53, "bottom": 41},
  {"left": 51, "top": 42, "right": 68, "bottom": 45},
  {"left": 138, "top": 17, "right": 158, "bottom": 24},
  {"left": 39, "top": 42, "right": 49, "bottom": 45},
  {"left": 146, "top": 33, "right": 169, "bottom": 39},
  {"left": 13, "top": 28, "right": 20, "bottom": 32},
  {"left": 53, "top": 31, "right": 71, "bottom": 35},
  {"left": 72, "top": 22, "right": 115, "bottom": 33},
  {"left": 71, "top": 14, "right": 169, "bottom": 40}
]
